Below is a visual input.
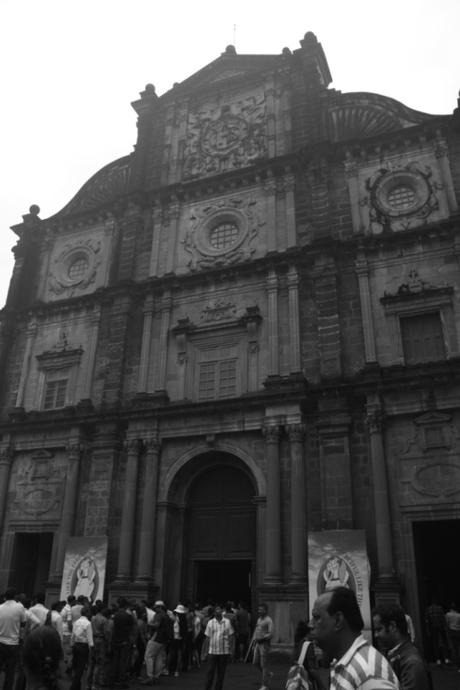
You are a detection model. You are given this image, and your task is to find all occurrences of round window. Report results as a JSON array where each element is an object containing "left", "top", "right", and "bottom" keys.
[
  {"left": 209, "top": 221, "right": 240, "bottom": 250},
  {"left": 68, "top": 256, "right": 89, "bottom": 281},
  {"left": 387, "top": 185, "right": 416, "bottom": 210}
]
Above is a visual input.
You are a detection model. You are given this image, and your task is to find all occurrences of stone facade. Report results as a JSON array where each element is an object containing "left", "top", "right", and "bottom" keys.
[{"left": 1, "top": 32, "right": 460, "bottom": 650}]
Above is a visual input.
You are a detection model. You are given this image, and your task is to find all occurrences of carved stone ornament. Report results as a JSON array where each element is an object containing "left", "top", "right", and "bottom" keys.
[
  {"left": 48, "top": 237, "right": 102, "bottom": 296},
  {"left": 182, "top": 196, "right": 263, "bottom": 271},
  {"left": 200, "top": 300, "right": 237, "bottom": 323},
  {"left": 12, "top": 451, "right": 63, "bottom": 519},
  {"left": 366, "top": 162, "right": 440, "bottom": 233},
  {"left": 182, "top": 97, "right": 267, "bottom": 180},
  {"left": 36, "top": 332, "right": 83, "bottom": 370},
  {"left": 381, "top": 268, "right": 453, "bottom": 305}
]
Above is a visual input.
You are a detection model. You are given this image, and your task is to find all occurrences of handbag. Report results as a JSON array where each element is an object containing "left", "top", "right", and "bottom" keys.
[{"left": 285, "top": 641, "right": 315, "bottom": 690}]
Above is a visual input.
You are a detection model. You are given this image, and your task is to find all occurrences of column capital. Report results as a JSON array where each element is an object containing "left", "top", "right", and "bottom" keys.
[
  {"left": 143, "top": 435, "right": 160, "bottom": 452},
  {"left": 0, "top": 445, "right": 13, "bottom": 466},
  {"left": 266, "top": 269, "right": 278, "bottom": 291},
  {"left": 124, "top": 438, "right": 142, "bottom": 455},
  {"left": 65, "top": 443, "right": 84, "bottom": 460},
  {"left": 287, "top": 265, "right": 299, "bottom": 288},
  {"left": 263, "top": 425, "right": 281, "bottom": 443},
  {"left": 286, "top": 423, "right": 306, "bottom": 443},
  {"left": 366, "top": 409, "right": 385, "bottom": 434}
]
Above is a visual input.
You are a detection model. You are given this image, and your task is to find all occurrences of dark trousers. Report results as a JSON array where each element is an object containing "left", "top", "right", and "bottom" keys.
[
  {"left": 205, "top": 654, "right": 228, "bottom": 690},
  {"left": 0, "top": 643, "right": 19, "bottom": 690},
  {"left": 110, "top": 641, "right": 131, "bottom": 687},
  {"left": 70, "top": 642, "right": 90, "bottom": 690}
]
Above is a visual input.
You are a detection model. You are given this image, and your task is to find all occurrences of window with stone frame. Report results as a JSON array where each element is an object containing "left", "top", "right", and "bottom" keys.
[
  {"left": 35, "top": 334, "right": 83, "bottom": 411},
  {"left": 198, "top": 358, "right": 238, "bottom": 400},
  {"left": 42, "top": 368, "right": 70, "bottom": 409},
  {"left": 400, "top": 312, "right": 446, "bottom": 365}
]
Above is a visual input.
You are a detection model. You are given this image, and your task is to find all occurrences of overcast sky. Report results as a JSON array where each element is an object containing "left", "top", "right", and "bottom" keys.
[{"left": 1, "top": 0, "right": 459, "bottom": 307}]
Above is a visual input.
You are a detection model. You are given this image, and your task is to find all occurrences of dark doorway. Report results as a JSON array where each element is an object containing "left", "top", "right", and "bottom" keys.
[
  {"left": 195, "top": 560, "right": 251, "bottom": 606},
  {"left": 413, "top": 519, "right": 460, "bottom": 655},
  {"left": 9, "top": 532, "right": 53, "bottom": 596}
]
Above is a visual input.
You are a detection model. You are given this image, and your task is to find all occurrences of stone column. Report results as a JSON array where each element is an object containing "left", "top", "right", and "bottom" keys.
[
  {"left": 155, "top": 292, "right": 172, "bottom": 393},
  {"left": 264, "top": 176, "right": 277, "bottom": 253},
  {"left": 135, "top": 435, "right": 160, "bottom": 583},
  {"left": 0, "top": 445, "right": 13, "bottom": 536},
  {"left": 81, "top": 306, "right": 101, "bottom": 400},
  {"left": 287, "top": 266, "right": 301, "bottom": 373},
  {"left": 284, "top": 173, "right": 296, "bottom": 248},
  {"left": 54, "top": 441, "right": 82, "bottom": 579},
  {"left": 366, "top": 396, "right": 398, "bottom": 601},
  {"left": 15, "top": 319, "right": 37, "bottom": 407},
  {"left": 165, "top": 202, "right": 181, "bottom": 274},
  {"left": 355, "top": 252, "right": 377, "bottom": 364},
  {"left": 263, "top": 425, "right": 282, "bottom": 584},
  {"left": 267, "top": 270, "right": 279, "bottom": 376},
  {"left": 115, "top": 439, "right": 140, "bottom": 582},
  {"left": 288, "top": 424, "right": 307, "bottom": 583},
  {"left": 138, "top": 294, "right": 155, "bottom": 393}
]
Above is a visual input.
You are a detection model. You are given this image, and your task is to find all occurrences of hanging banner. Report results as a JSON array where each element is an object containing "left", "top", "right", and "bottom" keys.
[
  {"left": 308, "top": 530, "right": 371, "bottom": 631},
  {"left": 60, "top": 536, "right": 107, "bottom": 602}
]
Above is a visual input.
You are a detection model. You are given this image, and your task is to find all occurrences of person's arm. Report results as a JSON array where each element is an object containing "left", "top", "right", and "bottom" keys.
[{"left": 87, "top": 621, "right": 94, "bottom": 648}]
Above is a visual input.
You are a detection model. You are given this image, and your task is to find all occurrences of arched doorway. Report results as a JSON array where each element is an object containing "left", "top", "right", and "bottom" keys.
[{"left": 184, "top": 459, "right": 256, "bottom": 607}]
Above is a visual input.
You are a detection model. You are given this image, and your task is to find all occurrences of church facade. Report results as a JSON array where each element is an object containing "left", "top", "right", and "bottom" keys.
[{"left": 1, "top": 32, "right": 460, "bottom": 649}]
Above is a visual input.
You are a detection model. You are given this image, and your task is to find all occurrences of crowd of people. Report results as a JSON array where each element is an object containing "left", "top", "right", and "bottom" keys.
[
  {"left": 1, "top": 585, "right": 459, "bottom": 690},
  {"left": 0, "top": 590, "right": 267, "bottom": 690}
]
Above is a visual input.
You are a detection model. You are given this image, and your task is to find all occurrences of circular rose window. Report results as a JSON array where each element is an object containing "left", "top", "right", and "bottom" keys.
[
  {"left": 209, "top": 221, "right": 240, "bottom": 250},
  {"left": 68, "top": 256, "right": 89, "bottom": 281}
]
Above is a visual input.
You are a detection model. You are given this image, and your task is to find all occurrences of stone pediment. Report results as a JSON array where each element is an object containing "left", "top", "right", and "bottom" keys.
[
  {"left": 56, "top": 156, "right": 131, "bottom": 219},
  {"left": 326, "top": 92, "right": 442, "bottom": 142},
  {"left": 163, "top": 51, "right": 280, "bottom": 97}
]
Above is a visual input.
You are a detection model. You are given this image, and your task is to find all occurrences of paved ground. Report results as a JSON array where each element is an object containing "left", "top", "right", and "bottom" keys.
[{"left": 122, "top": 659, "right": 460, "bottom": 690}]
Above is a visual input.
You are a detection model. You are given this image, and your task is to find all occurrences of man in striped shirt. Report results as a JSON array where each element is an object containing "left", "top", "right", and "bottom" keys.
[
  {"left": 204, "top": 605, "right": 234, "bottom": 690},
  {"left": 310, "top": 587, "right": 400, "bottom": 690}
]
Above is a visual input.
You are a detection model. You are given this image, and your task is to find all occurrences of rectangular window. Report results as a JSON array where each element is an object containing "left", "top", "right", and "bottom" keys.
[
  {"left": 198, "top": 359, "right": 237, "bottom": 400},
  {"left": 43, "top": 369, "right": 69, "bottom": 409},
  {"left": 400, "top": 313, "right": 446, "bottom": 365}
]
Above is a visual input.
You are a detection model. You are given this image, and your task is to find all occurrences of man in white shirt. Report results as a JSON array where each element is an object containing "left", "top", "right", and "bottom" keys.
[
  {"left": 28, "top": 592, "right": 49, "bottom": 628},
  {"left": 0, "top": 588, "right": 26, "bottom": 690},
  {"left": 204, "top": 605, "right": 233, "bottom": 690},
  {"left": 70, "top": 605, "right": 94, "bottom": 690}
]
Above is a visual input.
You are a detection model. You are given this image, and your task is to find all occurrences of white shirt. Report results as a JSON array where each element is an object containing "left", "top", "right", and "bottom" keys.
[
  {"left": 0, "top": 600, "right": 26, "bottom": 645},
  {"left": 51, "top": 610, "right": 64, "bottom": 639},
  {"left": 71, "top": 616, "right": 94, "bottom": 647},
  {"left": 28, "top": 603, "right": 49, "bottom": 627},
  {"left": 205, "top": 617, "right": 233, "bottom": 655}
]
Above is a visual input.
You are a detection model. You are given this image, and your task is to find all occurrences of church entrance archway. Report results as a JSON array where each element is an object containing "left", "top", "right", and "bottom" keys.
[{"left": 184, "top": 459, "right": 256, "bottom": 608}]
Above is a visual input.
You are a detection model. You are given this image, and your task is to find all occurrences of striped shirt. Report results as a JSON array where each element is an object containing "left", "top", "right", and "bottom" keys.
[
  {"left": 204, "top": 617, "right": 233, "bottom": 655},
  {"left": 330, "top": 635, "right": 400, "bottom": 690}
]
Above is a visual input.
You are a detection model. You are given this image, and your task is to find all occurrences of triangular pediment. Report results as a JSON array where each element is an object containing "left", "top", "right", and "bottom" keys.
[{"left": 162, "top": 52, "right": 281, "bottom": 98}]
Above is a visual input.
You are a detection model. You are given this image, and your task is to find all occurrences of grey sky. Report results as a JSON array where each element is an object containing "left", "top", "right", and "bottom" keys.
[{"left": 1, "top": 0, "right": 459, "bottom": 305}]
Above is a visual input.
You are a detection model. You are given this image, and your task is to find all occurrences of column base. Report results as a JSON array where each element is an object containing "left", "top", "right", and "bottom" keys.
[
  {"left": 373, "top": 574, "right": 401, "bottom": 604},
  {"left": 263, "top": 576, "right": 283, "bottom": 586}
]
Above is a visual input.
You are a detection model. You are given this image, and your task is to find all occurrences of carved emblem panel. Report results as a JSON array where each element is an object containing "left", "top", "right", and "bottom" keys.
[
  {"left": 182, "top": 91, "right": 267, "bottom": 180},
  {"left": 396, "top": 413, "right": 460, "bottom": 507},
  {"left": 9, "top": 451, "right": 64, "bottom": 521}
]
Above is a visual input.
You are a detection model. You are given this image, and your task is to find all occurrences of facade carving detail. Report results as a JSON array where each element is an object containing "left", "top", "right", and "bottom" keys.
[
  {"left": 182, "top": 196, "right": 263, "bottom": 271},
  {"left": 48, "top": 238, "right": 102, "bottom": 297},
  {"left": 182, "top": 97, "right": 267, "bottom": 180}
]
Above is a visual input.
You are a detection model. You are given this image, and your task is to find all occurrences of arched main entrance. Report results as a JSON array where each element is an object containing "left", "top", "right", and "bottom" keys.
[{"left": 183, "top": 458, "right": 256, "bottom": 606}]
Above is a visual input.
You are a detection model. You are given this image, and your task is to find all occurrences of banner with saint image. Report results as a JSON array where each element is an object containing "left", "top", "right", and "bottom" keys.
[
  {"left": 308, "top": 530, "right": 371, "bottom": 631},
  {"left": 60, "top": 536, "right": 107, "bottom": 602}
]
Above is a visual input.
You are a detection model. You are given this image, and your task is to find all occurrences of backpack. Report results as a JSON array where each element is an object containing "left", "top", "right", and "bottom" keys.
[{"left": 285, "top": 641, "right": 315, "bottom": 690}]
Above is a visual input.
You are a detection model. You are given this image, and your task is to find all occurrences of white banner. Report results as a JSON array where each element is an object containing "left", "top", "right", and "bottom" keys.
[
  {"left": 308, "top": 530, "right": 371, "bottom": 631},
  {"left": 60, "top": 536, "right": 108, "bottom": 602}
]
